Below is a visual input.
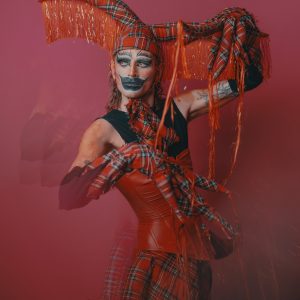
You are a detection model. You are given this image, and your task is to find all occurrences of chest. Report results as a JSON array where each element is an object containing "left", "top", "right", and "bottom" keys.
[{"left": 101, "top": 104, "right": 188, "bottom": 158}]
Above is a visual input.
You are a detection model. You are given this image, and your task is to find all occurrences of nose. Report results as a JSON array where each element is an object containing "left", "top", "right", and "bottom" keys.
[{"left": 128, "top": 62, "right": 137, "bottom": 77}]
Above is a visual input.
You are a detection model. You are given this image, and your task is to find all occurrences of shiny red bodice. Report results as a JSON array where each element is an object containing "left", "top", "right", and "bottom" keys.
[{"left": 116, "top": 149, "right": 213, "bottom": 260}]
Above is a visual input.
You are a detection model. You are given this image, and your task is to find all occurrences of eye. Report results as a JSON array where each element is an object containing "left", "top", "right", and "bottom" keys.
[
  {"left": 116, "top": 57, "right": 131, "bottom": 67},
  {"left": 136, "top": 60, "right": 152, "bottom": 68}
]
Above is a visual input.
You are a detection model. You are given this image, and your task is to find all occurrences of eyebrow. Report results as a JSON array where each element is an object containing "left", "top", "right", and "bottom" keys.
[
  {"left": 117, "top": 51, "right": 132, "bottom": 57},
  {"left": 137, "top": 51, "right": 153, "bottom": 59},
  {"left": 117, "top": 50, "right": 153, "bottom": 59}
]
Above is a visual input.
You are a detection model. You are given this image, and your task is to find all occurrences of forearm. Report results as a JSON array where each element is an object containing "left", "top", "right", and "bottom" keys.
[
  {"left": 188, "top": 63, "right": 263, "bottom": 119},
  {"left": 192, "top": 80, "right": 236, "bottom": 102},
  {"left": 188, "top": 81, "right": 236, "bottom": 118},
  {"left": 194, "top": 63, "right": 263, "bottom": 104}
]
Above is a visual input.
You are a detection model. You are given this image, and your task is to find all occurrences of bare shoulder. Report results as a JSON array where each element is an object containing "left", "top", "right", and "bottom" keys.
[
  {"left": 69, "top": 118, "right": 115, "bottom": 170},
  {"left": 84, "top": 118, "right": 115, "bottom": 142},
  {"left": 173, "top": 93, "right": 192, "bottom": 120}
]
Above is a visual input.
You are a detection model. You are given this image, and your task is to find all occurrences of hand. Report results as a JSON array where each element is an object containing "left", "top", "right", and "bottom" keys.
[
  {"left": 59, "top": 165, "right": 101, "bottom": 210},
  {"left": 228, "top": 63, "right": 263, "bottom": 93}
]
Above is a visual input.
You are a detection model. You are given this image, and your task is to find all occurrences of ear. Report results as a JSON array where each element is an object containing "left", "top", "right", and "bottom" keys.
[{"left": 110, "top": 59, "right": 116, "bottom": 80}]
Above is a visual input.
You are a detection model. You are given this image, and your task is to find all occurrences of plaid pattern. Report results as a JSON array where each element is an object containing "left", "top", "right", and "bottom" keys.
[
  {"left": 121, "top": 250, "right": 212, "bottom": 300},
  {"left": 151, "top": 7, "right": 265, "bottom": 79},
  {"left": 126, "top": 99, "right": 179, "bottom": 151},
  {"left": 40, "top": 0, "right": 270, "bottom": 186},
  {"left": 102, "top": 227, "right": 137, "bottom": 299},
  {"left": 94, "top": 0, "right": 142, "bottom": 27},
  {"left": 101, "top": 2, "right": 266, "bottom": 79},
  {"left": 79, "top": 99, "right": 235, "bottom": 237},
  {"left": 93, "top": 1, "right": 161, "bottom": 55},
  {"left": 40, "top": 1, "right": 269, "bottom": 79},
  {"left": 113, "top": 26, "right": 160, "bottom": 56}
]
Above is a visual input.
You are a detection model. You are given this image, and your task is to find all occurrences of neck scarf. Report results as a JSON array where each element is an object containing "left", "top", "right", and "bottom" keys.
[{"left": 126, "top": 98, "right": 179, "bottom": 152}]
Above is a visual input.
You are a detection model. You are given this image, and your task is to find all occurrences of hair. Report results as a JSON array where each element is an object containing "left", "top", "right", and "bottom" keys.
[{"left": 106, "top": 51, "right": 164, "bottom": 112}]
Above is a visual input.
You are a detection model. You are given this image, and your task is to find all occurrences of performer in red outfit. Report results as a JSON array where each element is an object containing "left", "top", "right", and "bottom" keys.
[{"left": 39, "top": 1, "right": 270, "bottom": 298}]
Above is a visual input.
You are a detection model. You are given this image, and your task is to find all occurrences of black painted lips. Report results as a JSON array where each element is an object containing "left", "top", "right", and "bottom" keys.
[{"left": 120, "top": 76, "right": 145, "bottom": 91}]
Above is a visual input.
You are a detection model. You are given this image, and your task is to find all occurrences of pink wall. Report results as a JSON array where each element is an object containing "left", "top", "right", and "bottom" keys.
[{"left": 0, "top": 0, "right": 299, "bottom": 299}]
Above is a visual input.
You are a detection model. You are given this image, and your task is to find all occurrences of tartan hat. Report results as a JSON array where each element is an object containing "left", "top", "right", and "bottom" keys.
[
  {"left": 112, "top": 25, "right": 160, "bottom": 57},
  {"left": 39, "top": 0, "right": 270, "bottom": 81}
]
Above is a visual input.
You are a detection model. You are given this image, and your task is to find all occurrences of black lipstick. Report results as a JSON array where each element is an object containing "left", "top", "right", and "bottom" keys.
[{"left": 120, "top": 76, "right": 146, "bottom": 91}]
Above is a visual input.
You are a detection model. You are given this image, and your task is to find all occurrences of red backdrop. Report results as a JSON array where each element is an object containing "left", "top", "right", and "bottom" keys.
[{"left": 0, "top": 1, "right": 299, "bottom": 299}]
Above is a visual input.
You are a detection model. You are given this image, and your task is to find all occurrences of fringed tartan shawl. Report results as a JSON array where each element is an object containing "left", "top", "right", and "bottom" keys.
[{"left": 39, "top": 0, "right": 271, "bottom": 178}]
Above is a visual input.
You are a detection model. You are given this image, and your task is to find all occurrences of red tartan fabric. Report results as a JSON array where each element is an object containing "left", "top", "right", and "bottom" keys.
[
  {"left": 37, "top": 2, "right": 270, "bottom": 298},
  {"left": 113, "top": 26, "right": 160, "bottom": 57},
  {"left": 77, "top": 99, "right": 235, "bottom": 236},
  {"left": 102, "top": 248, "right": 212, "bottom": 299},
  {"left": 59, "top": 99, "right": 236, "bottom": 299},
  {"left": 40, "top": 0, "right": 270, "bottom": 80},
  {"left": 40, "top": 0, "right": 271, "bottom": 179},
  {"left": 121, "top": 250, "right": 212, "bottom": 300},
  {"left": 126, "top": 99, "right": 179, "bottom": 151},
  {"left": 83, "top": 142, "right": 233, "bottom": 233}
]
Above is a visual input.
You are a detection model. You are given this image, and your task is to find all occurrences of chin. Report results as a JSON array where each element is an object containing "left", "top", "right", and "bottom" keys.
[{"left": 121, "top": 89, "right": 148, "bottom": 99}]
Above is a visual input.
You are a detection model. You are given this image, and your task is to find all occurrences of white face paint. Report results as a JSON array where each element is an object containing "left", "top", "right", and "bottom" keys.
[{"left": 111, "top": 49, "right": 157, "bottom": 99}]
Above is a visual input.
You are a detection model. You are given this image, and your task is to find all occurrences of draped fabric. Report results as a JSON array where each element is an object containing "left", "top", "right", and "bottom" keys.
[
  {"left": 39, "top": 0, "right": 270, "bottom": 81},
  {"left": 39, "top": 0, "right": 271, "bottom": 178},
  {"left": 121, "top": 250, "right": 212, "bottom": 300},
  {"left": 34, "top": 2, "right": 270, "bottom": 298},
  {"left": 80, "top": 99, "right": 233, "bottom": 228},
  {"left": 59, "top": 98, "right": 236, "bottom": 298}
]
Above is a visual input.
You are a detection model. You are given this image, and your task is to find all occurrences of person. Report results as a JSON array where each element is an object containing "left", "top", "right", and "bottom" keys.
[{"left": 39, "top": 1, "right": 270, "bottom": 298}]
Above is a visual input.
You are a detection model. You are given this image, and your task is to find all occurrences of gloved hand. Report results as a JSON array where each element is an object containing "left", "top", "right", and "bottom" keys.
[
  {"left": 59, "top": 165, "right": 100, "bottom": 210},
  {"left": 228, "top": 63, "right": 263, "bottom": 93}
]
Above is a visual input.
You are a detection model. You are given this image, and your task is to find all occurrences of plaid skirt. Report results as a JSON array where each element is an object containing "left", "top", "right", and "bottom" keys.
[{"left": 103, "top": 249, "right": 212, "bottom": 300}]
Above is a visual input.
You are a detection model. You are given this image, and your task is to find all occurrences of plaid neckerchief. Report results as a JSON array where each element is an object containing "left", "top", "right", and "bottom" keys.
[{"left": 126, "top": 98, "right": 179, "bottom": 152}]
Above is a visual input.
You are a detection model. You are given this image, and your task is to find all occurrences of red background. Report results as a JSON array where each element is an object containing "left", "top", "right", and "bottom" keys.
[{"left": 1, "top": 0, "right": 299, "bottom": 299}]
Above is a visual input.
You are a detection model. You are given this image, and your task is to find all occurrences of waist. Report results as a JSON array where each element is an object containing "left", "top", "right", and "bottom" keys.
[{"left": 136, "top": 215, "right": 214, "bottom": 260}]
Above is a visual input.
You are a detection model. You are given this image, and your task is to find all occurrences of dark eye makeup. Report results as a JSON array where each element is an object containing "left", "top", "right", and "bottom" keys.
[
  {"left": 116, "top": 56, "right": 152, "bottom": 68},
  {"left": 136, "top": 59, "right": 152, "bottom": 67},
  {"left": 116, "top": 57, "right": 131, "bottom": 66}
]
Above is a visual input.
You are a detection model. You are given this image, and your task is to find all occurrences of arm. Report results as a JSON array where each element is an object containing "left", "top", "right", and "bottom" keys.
[
  {"left": 59, "top": 119, "right": 114, "bottom": 210},
  {"left": 69, "top": 119, "right": 113, "bottom": 171},
  {"left": 174, "top": 63, "right": 263, "bottom": 121}
]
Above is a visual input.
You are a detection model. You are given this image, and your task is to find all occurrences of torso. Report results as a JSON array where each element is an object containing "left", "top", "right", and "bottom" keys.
[{"left": 96, "top": 100, "right": 211, "bottom": 259}]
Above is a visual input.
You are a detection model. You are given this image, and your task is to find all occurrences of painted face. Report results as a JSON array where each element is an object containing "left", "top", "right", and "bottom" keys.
[{"left": 111, "top": 49, "right": 157, "bottom": 99}]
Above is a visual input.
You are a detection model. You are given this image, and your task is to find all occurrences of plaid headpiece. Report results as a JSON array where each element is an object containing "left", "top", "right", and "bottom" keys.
[
  {"left": 113, "top": 25, "right": 160, "bottom": 57},
  {"left": 40, "top": 0, "right": 270, "bottom": 81},
  {"left": 39, "top": 0, "right": 271, "bottom": 179}
]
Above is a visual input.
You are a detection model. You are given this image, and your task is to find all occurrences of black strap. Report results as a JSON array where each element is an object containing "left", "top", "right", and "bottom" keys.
[
  {"left": 99, "top": 100, "right": 188, "bottom": 157},
  {"left": 101, "top": 109, "right": 138, "bottom": 143}
]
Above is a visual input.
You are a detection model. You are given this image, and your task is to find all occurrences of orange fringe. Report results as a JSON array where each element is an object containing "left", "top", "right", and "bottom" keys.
[
  {"left": 223, "top": 58, "right": 245, "bottom": 183},
  {"left": 41, "top": 0, "right": 120, "bottom": 52},
  {"left": 41, "top": 0, "right": 271, "bottom": 182},
  {"left": 155, "top": 20, "right": 185, "bottom": 149}
]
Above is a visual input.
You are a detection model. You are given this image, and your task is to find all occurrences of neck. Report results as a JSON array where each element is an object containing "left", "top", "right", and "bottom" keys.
[{"left": 119, "top": 90, "right": 155, "bottom": 112}]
